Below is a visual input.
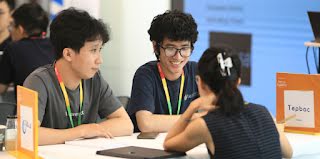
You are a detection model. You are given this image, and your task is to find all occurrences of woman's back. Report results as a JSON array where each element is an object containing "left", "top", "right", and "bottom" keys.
[
  {"left": 164, "top": 47, "right": 291, "bottom": 158},
  {"left": 203, "top": 103, "right": 281, "bottom": 159}
]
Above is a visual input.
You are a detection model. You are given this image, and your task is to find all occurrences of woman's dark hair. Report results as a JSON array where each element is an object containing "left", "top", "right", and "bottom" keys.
[
  {"left": 198, "top": 47, "right": 244, "bottom": 115},
  {"left": 50, "top": 7, "right": 109, "bottom": 59},
  {"left": 148, "top": 10, "right": 198, "bottom": 59},
  {"left": 12, "top": 3, "right": 48, "bottom": 37}
]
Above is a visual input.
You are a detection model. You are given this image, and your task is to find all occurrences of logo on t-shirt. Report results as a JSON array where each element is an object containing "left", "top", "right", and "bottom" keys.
[
  {"left": 184, "top": 92, "right": 198, "bottom": 101},
  {"left": 65, "top": 110, "right": 84, "bottom": 117}
]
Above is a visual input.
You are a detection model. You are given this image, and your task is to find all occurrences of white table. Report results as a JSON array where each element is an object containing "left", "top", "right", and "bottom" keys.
[{"left": 0, "top": 133, "right": 320, "bottom": 159}]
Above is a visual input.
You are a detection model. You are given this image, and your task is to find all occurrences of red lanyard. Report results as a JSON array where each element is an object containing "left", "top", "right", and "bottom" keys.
[
  {"left": 157, "top": 62, "right": 185, "bottom": 115},
  {"left": 29, "top": 32, "right": 46, "bottom": 39},
  {"left": 54, "top": 64, "right": 83, "bottom": 128}
]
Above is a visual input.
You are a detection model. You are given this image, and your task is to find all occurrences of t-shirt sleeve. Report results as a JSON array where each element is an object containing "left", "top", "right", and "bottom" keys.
[
  {"left": 23, "top": 73, "right": 48, "bottom": 123},
  {"left": 127, "top": 67, "right": 155, "bottom": 115},
  {"left": 97, "top": 73, "right": 122, "bottom": 118},
  {"left": 0, "top": 46, "right": 14, "bottom": 84},
  {"left": 260, "top": 105, "right": 277, "bottom": 123}
]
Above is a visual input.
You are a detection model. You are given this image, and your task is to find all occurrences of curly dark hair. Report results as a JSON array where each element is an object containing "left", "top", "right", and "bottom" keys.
[
  {"left": 12, "top": 3, "right": 48, "bottom": 37},
  {"left": 148, "top": 10, "right": 198, "bottom": 59},
  {"left": 50, "top": 7, "right": 109, "bottom": 60},
  {"left": 198, "top": 47, "right": 244, "bottom": 115}
]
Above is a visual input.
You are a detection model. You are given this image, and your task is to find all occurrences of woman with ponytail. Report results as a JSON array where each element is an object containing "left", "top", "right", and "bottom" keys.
[{"left": 164, "top": 47, "right": 292, "bottom": 159}]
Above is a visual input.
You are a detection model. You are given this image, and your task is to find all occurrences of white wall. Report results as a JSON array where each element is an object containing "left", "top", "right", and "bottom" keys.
[
  {"left": 100, "top": 0, "right": 170, "bottom": 96},
  {"left": 50, "top": 0, "right": 101, "bottom": 18}
]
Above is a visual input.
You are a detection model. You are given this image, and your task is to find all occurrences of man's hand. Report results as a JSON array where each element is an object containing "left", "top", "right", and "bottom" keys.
[
  {"left": 191, "top": 93, "right": 216, "bottom": 112},
  {"left": 78, "top": 123, "right": 113, "bottom": 139},
  {"left": 188, "top": 93, "right": 216, "bottom": 120}
]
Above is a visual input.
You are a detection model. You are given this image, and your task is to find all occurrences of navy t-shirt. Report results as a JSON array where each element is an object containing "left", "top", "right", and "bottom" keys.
[
  {"left": 0, "top": 38, "right": 55, "bottom": 92},
  {"left": 0, "top": 37, "right": 11, "bottom": 51},
  {"left": 0, "top": 37, "right": 11, "bottom": 61},
  {"left": 127, "top": 61, "right": 199, "bottom": 132}
]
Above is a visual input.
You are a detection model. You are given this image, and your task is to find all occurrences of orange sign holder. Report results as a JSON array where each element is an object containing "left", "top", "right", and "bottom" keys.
[
  {"left": 8, "top": 86, "right": 43, "bottom": 159},
  {"left": 276, "top": 73, "right": 320, "bottom": 135}
]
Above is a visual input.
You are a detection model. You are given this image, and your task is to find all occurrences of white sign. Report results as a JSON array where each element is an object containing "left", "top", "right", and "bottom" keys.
[
  {"left": 284, "top": 90, "right": 315, "bottom": 128},
  {"left": 20, "top": 105, "right": 33, "bottom": 151}
]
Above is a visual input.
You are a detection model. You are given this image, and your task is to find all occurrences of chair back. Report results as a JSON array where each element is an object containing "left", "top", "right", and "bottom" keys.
[
  {"left": 0, "top": 102, "right": 16, "bottom": 125},
  {"left": 117, "top": 96, "right": 130, "bottom": 110}
]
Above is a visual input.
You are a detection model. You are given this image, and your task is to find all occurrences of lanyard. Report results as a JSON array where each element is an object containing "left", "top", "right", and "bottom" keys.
[
  {"left": 29, "top": 32, "right": 46, "bottom": 40},
  {"left": 54, "top": 64, "right": 83, "bottom": 128},
  {"left": 157, "top": 62, "right": 185, "bottom": 115}
]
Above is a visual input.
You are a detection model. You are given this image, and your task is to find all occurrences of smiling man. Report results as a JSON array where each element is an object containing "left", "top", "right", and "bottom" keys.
[
  {"left": 127, "top": 10, "right": 199, "bottom": 132},
  {"left": 23, "top": 8, "right": 133, "bottom": 145}
]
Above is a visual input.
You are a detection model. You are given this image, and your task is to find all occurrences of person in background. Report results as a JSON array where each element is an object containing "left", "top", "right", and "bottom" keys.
[
  {"left": 0, "top": 3, "right": 55, "bottom": 95},
  {"left": 164, "top": 47, "right": 293, "bottom": 158},
  {"left": 127, "top": 10, "right": 199, "bottom": 133},
  {"left": 0, "top": 0, "right": 15, "bottom": 55},
  {"left": 24, "top": 8, "right": 133, "bottom": 145}
]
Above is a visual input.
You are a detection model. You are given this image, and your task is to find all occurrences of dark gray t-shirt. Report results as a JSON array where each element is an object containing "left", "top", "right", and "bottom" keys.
[{"left": 23, "top": 64, "right": 121, "bottom": 129}]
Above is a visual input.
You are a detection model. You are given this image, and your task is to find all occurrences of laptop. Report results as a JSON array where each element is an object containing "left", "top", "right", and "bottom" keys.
[
  {"left": 96, "top": 146, "right": 186, "bottom": 159},
  {"left": 307, "top": 11, "right": 320, "bottom": 43}
]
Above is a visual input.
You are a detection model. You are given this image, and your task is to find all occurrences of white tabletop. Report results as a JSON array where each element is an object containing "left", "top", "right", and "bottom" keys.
[{"left": 0, "top": 132, "right": 320, "bottom": 159}]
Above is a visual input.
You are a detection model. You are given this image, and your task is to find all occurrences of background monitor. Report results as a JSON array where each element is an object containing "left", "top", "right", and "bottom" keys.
[{"left": 173, "top": 0, "right": 320, "bottom": 114}]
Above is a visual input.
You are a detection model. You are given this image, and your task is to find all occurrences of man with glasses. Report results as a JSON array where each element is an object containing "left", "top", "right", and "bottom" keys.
[{"left": 127, "top": 10, "right": 199, "bottom": 132}]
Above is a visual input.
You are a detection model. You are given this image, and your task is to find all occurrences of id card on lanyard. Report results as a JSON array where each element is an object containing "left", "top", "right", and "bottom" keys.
[
  {"left": 54, "top": 64, "right": 83, "bottom": 128},
  {"left": 157, "top": 62, "right": 185, "bottom": 115}
]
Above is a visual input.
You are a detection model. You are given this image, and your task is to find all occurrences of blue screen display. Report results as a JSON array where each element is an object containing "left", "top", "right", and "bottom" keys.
[{"left": 183, "top": 0, "right": 320, "bottom": 114}]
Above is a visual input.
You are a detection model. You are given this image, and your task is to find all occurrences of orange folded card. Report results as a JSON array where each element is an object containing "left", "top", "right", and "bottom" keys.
[{"left": 276, "top": 73, "right": 320, "bottom": 135}]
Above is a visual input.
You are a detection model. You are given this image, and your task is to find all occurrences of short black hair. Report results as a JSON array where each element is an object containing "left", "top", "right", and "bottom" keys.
[
  {"left": 50, "top": 7, "right": 110, "bottom": 59},
  {"left": 0, "top": 0, "right": 15, "bottom": 11},
  {"left": 198, "top": 47, "right": 244, "bottom": 115},
  {"left": 12, "top": 3, "right": 48, "bottom": 37},
  {"left": 148, "top": 10, "right": 198, "bottom": 59}
]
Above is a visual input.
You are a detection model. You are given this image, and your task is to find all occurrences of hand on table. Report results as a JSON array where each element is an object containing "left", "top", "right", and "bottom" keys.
[{"left": 78, "top": 123, "right": 113, "bottom": 139}]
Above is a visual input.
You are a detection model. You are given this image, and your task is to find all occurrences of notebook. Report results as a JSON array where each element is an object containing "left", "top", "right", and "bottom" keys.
[
  {"left": 96, "top": 146, "right": 186, "bottom": 159},
  {"left": 307, "top": 11, "right": 320, "bottom": 43}
]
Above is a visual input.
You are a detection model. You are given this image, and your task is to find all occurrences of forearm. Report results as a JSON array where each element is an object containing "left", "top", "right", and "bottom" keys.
[
  {"left": 278, "top": 129, "right": 293, "bottom": 158},
  {"left": 280, "top": 133, "right": 293, "bottom": 158},
  {"left": 137, "top": 114, "right": 180, "bottom": 132},
  {"left": 39, "top": 127, "right": 83, "bottom": 145},
  {"left": 165, "top": 103, "right": 196, "bottom": 141},
  {"left": 99, "top": 117, "right": 133, "bottom": 136},
  {"left": 275, "top": 122, "right": 293, "bottom": 158}
]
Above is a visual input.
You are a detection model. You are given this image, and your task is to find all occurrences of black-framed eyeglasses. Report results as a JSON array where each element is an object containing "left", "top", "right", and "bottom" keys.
[{"left": 159, "top": 45, "right": 192, "bottom": 57}]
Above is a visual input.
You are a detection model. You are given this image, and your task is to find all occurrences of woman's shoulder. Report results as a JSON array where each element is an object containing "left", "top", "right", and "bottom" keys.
[
  {"left": 245, "top": 102, "right": 267, "bottom": 110},
  {"left": 244, "top": 102, "right": 272, "bottom": 118}
]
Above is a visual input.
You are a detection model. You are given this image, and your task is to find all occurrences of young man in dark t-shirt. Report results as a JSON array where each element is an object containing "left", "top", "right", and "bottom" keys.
[
  {"left": 127, "top": 10, "right": 199, "bottom": 132},
  {"left": 0, "top": 3, "right": 55, "bottom": 95}
]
